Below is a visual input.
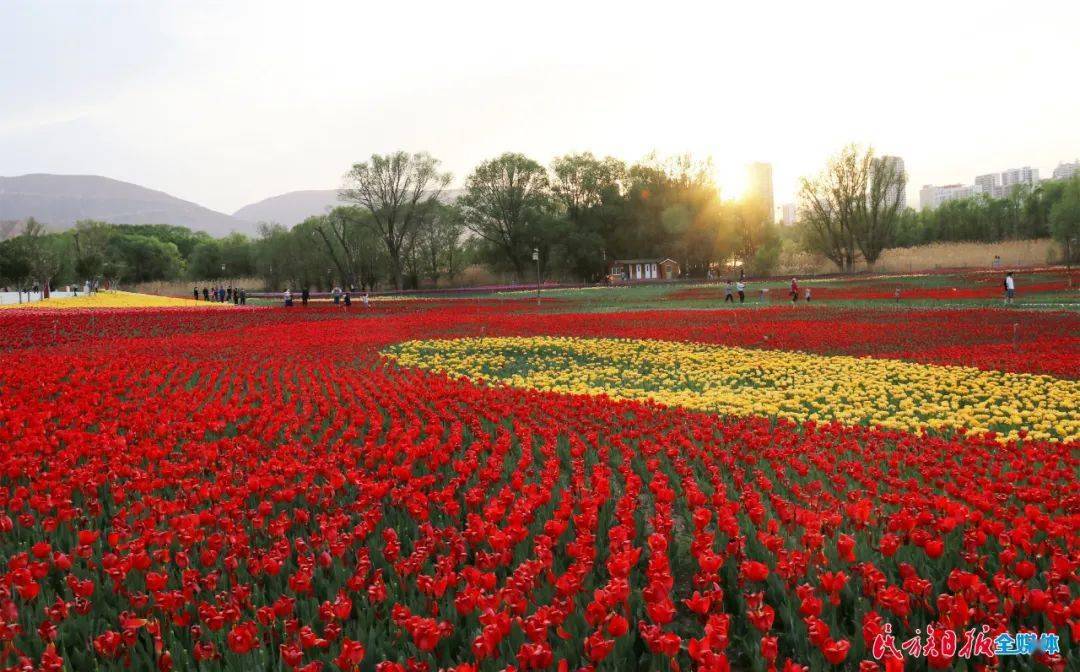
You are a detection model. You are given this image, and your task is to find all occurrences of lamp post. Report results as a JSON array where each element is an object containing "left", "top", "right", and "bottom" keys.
[{"left": 532, "top": 248, "right": 540, "bottom": 306}]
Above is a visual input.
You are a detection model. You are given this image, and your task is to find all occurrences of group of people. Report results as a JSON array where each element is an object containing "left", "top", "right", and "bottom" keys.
[
  {"left": 720, "top": 273, "right": 1020, "bottom": 306},
  {"left": 195, "top": 285, "right": 246, "bottom": 304},
  {"left": 720, "top": 277, "right": 811, "bottom": 304},
  {"left": 283, "top": 287, "right": 370, "bottom": 309}
]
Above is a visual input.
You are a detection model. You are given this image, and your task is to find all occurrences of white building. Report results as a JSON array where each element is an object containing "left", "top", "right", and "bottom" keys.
[
  {"left": 919, "top": 183, "right": 985, "bottom": 211},
  {"left": 776, "top": 202, "right": 797, "bottom": 226},
  {"left": 1052, "top": 160, "right": 1079, "bottom": 181},
  {"left": 872, "top": 155, "right": 907, "bottom": 210},
  {"left": 1000, "top": 166, "right": 1039, "bottom": 188},
  {"left": 974, "top": 173, "right": 998, "bottom": 193}
]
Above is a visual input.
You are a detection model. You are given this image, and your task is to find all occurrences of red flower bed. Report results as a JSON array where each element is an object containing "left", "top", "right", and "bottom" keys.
[{"left": 0, "top": 304, "right": 1076, "bottom": 670}]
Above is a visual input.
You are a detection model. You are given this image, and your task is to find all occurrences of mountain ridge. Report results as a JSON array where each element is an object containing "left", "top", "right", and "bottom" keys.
[
  {"left": 1, "top": 174, "right": 466, "bottom": 238},
  {"left": 232, "top": 189, "right": 341, "bottom": 227},
  {"left": 0, "top": 174, "right": 255, "bottom": 237}
]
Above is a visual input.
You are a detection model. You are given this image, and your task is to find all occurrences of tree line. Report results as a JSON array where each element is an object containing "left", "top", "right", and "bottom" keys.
[
  {"left": 796, "top": 145, "right": 1080, "bottom": 271},
  {"left": 3, "top": 147, "right": 1078, "bottom": 292},
  {"left": 0, "top": 151, "right": 782, "bottom": 292}
]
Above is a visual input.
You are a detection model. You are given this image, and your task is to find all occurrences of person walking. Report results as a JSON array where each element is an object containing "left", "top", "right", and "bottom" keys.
[
  {"left": 284, "top": 288, "right": 293, "bottom": 307},
  {"left": 202, "top": 287, "right": 210, "bottom": 301},
  {"left": 736, "top": 280, "right": 746, "bottom": 303},
  {"left": 804, "top": 287, "right": 812, "bottom": 302},
  {"left": 233, "top": 288, "right": 240, "bottom": 305},
  {"left": 343, "top": 291, "right": 351, "bottom": 308},
  {"left": 193, "top": 287, "right": 199, "bottom": 301},
  {"left": 790, "top": 278, "right": 799, "bottom": 303},
  {"left": 759, "top": 287, "right": 768, "bottom": 303},
  {"left": 363, "top": 291, "right": 370, "bottom": 309},
  {"left": 301, "top": 287, "right": 310, "bottom": 307},
  {"left": 240, "top": 289, "right": 247, "bottom": 305},
  {"left": 724, "top": 280, "right": 735, "bottom": 303},
  {"left": 1004, "top": 272, "right": 1015, "bottom": 305}
]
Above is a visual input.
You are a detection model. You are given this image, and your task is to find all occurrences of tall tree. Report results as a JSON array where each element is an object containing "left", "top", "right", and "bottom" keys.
[
  {"left": 340, "top": 152, "right": 451, "bottom": 289},
  {"left": 853, "top": 154, "right": 907, "bottom": 267},
  {"left": 310, "top": 208, "right": 364, "bottom": 289},
  {"left": 412, "top": 203, "right": 465, "bottom": 285},
  {"left": 72, "top": 220, "right": 112, "bottom": 286},
  {"left": 1049, "top": 177, "right": 1080, "bottom": 266},
  {"left": 21, "top": 219, "right": 63, "bottom": 296},
  {"left": 459, "top": 153, "right": 554, "bottom": 279},
  {"left": 550, "top": 153, "right": 627, "bottom": 279},
  {"left": 550, "top": 153, "right": 626, "bottom": 226},
  {"left": 798, "top": 145, "right": 867, "bottom": 272}
]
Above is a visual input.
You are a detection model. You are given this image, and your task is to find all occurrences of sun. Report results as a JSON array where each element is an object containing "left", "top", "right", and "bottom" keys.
[{"left": 712, "top": 164, "right": 749, "bottom": 201}]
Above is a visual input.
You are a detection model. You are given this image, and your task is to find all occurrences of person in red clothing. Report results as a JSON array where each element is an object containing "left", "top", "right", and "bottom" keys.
[{"left": 790, "top": 277, "right": 799, "bottom": 303}]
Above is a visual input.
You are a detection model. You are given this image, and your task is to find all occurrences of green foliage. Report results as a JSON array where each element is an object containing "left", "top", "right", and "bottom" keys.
[
  {"left": 105, "top": 233, "right": 182, "bottom": 282},
  {"left": 459, "top": 153, "right": 557, "bottom": 279},
  {"left": 1049, "top": 177, "right": 1080, "bottom": 263},
  {"left": 112, "top": 224, "right": 213, "bottom": 258},
  {"left": 0, "top": 237, "right": 32, "bottom": 287},
  {"left": 798, "top": 145, "right": 904, "bottom": 272},
  {"left": 340, "top": 152, "right": 452, "bottom": 289},
  {"left": 898, "top": 181, "right": 1064, "bottom": 247}
]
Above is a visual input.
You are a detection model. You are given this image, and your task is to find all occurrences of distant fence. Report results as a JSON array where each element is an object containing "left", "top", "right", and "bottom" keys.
[{"left": 244, "top": 280, "right": 613, "bottom": 300}]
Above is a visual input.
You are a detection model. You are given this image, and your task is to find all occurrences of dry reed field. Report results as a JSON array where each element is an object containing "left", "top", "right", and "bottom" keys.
[{"left": 777, "top": 238, "right": 1060, "bottom": 276}]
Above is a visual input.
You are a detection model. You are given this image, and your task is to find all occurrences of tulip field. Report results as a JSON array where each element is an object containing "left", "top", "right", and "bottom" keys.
[{"left": 0, "top": 286, "right": 1078, "bottom": 671}]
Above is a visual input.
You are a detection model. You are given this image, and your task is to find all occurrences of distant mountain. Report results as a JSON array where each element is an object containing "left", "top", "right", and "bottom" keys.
[
  {"left": 233, "top": 188, "right": 465, "bottom": 227},
  {"left": 0, "top": 174, "right": 254, "bottom": 237},
  {"left": 233, "top": 189, "right": 341, "bottom": 227}
]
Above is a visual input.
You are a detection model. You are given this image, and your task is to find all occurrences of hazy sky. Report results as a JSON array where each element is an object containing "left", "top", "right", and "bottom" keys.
[{"left": 2, "top": 0, "right": 1078, "bottom": 214}]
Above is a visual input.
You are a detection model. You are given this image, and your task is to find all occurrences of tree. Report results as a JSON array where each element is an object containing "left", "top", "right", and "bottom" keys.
[
  {"left": 616, "top": 154, "right": 721, "bottom": 277},
  {"left": 340, "top": 152, "right": 451, "bottom": 289},
  {"left": 188, "top": 240, "right": 224, "bottom": 279},
  {"left": 105, "top": 234, "right": 181, "bottom": 282},
  {"left": 798, "top": 145, "right": 868, "bottom": 272},
  {"left": 309, "top": 207, "right": 365, "bottom": 289},
  {"left": 0, "top": 237, "right": 32, "bottom": 293},
  {"left": 219, "top": 232, "right": 255, "bottom": 278},
  {"left": 550, "top": 153, "right": 626, "bottom": 226},
  {"left": 20, "top": 219, "right": 63, "bottom": 296},
  {"left": 853, "top": 154, "right": 907, "bottom": 267},
  {"left": 412, "top": 203, "right": 465, "bottom": 285},
  {"left": 459, "top": 153, "right": 554, "bottom": 280},
  {"left": 549, "top": 153, "right": 627, "bottom": 280},
  {"left": 72, "top": 220, "right": 112, "bottom": 286},
  {"left": 1049, "top": 177, "right": 1080, "bottom": 266}
]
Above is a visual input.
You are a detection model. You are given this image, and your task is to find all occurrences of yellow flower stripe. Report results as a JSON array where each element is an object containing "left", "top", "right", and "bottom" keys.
[
  {"left": 384, "top": 336, "right": 1080, "bottom": 443},
  {"left": 0, "top": 291, "right": 233, "bottom": 310}
]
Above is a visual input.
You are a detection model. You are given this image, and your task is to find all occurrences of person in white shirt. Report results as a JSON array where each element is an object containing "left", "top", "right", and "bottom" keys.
[
  {"left": 736, "top": 281, "right": 746, "bottom": 303},
  {"left": 1004, "top": 272, "right": 1015, "bottom": 304}
]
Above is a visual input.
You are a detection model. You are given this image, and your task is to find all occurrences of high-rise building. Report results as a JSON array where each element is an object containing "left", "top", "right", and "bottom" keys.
[
  {"left": 746, "top": 162, "right": 774, "bottom": 223},
  {"left": 1052, "top": 160, "right": 1080, "bottom": 181},
  {"left": 919, "top": 183, "right": 985, "bottom": 211},
  {"left": 873, "top": 155, "right": 907, "bottom": 210},
  {"left": 776, "top": 202, "right": 797, "bottom": 226},
  {"left": 1000, "top": 166, "right": 1039, "bottom": 188},
  {"left": 974, "top": 173, "right": 999, "bottom": 193}
]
